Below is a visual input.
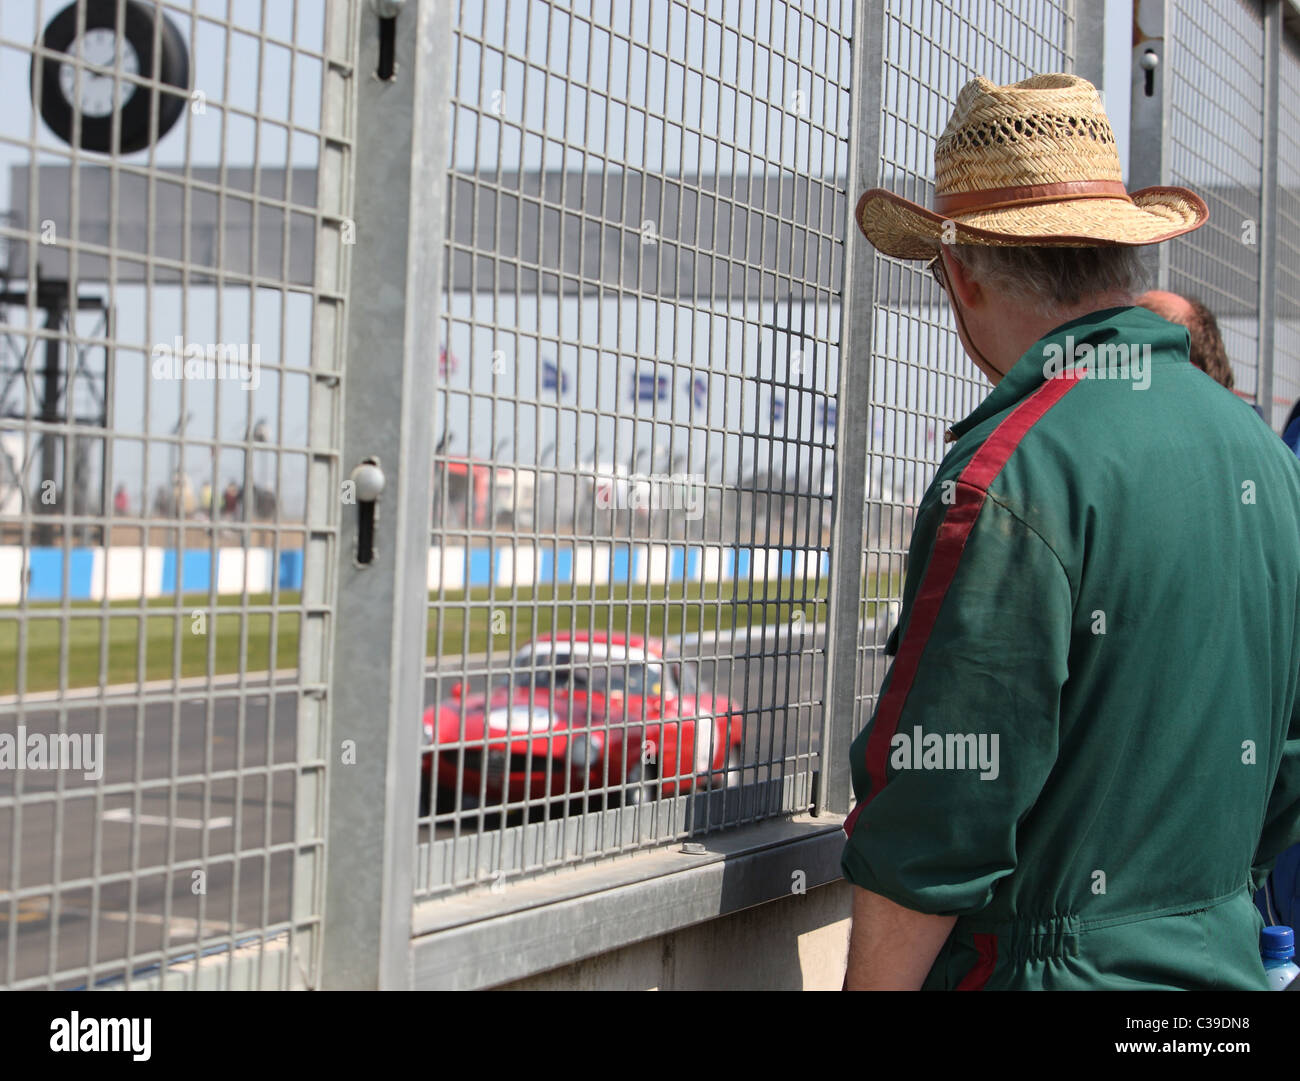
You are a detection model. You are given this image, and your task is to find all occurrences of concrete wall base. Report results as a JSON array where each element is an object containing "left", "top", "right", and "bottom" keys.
[{"left": 491, "top": 880, "right": 851, "bottom": 991}]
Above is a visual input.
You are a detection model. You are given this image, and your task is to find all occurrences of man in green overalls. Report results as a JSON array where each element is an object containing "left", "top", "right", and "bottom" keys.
[{"left": 841, "top": 73, "right": 1300, "bottom": 990}]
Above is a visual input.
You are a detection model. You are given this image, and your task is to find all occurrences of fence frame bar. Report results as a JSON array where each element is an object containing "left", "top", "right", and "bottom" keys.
[
  {"left": 818, "top": 0, "right": 884, "bottom": 818},
  {"left": 1072, "top": 0, "right": 1107, "bottom": 86},
  {"left": 319, "top": 0, "right": 454, "bottom": 990},
  {"left": 1259, "top": 0, "right": 1282, "bottom": 420},
  {"left": 1129, "top": 0, "right": 1171, "bottom": 290}
]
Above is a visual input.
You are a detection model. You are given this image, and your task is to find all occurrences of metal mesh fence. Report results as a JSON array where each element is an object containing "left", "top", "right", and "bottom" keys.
[
  {"left": 848, "top": 0, "right": 1073, "bottom": 740},
  {"left": 0, "top": 0, "right": 351, "bottom": 989},
  {"left": 1165, "top": 0, "right": 1265, "bottom": 405},
  {"left": 419, "top": 0, "right": 854, "bottom": 896},
  {"left": 6, "top": 0, "right": 1299, "bottom": 990}
]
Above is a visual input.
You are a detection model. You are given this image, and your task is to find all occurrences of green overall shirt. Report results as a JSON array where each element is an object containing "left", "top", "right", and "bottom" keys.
[{"left": 841, "top": 306, "right": 1300, "bottom": 990}]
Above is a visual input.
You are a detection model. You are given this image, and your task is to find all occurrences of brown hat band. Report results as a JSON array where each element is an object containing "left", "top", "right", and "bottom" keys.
[{"left": 934, "top": 179, "right": 1132, "bottom": 216}]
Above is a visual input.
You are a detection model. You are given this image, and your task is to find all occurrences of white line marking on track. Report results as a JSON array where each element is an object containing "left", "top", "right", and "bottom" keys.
[
  {"left": 58, "top": 904, "right": 232, "bottom": 935},
  {"left": 101, "top": 808, "right": 233, "bottom": 829}
]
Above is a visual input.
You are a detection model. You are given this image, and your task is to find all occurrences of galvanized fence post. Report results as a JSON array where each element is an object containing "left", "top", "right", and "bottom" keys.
[
  {"left": 1071, "top": 0, "right": 1107, "bottom": 87},
  {"left": 1129, "top": 0, "right": 1170, "bottom": 291},
  {"left": 818, "top": 0, "right": 883, "bottom": 818},
  {"left": 1259, "top": 0, "right": 1281, "bottom": 424},
  {"left": 320, "top": 0, "right": 454, "bottom": 990}
]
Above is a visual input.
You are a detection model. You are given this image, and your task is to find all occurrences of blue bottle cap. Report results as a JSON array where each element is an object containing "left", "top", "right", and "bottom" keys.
[{"left": 1261, "top": 925, "right": 1295, "bottom": 959}]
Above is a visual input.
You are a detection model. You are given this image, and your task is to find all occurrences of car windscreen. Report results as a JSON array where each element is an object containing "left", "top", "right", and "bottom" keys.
[
  {"left": 501, "top": 652, "right": 571, "bottom": 690},
  {"left": 499, "top": 654, "right": 664, "bottom": 697}
]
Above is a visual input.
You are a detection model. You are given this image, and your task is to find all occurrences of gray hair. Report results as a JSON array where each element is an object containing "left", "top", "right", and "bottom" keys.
[{"left": 947, "top": 244, "right": 1146, "bottom": 315}]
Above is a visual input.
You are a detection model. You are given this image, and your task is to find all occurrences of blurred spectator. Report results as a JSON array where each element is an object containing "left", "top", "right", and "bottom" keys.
[
  {"left": 172, "top": 471, "right": 195, "bottom": 517},
  {"left": 113, "top": 484, "right": 128, "bottom": 515},
  {"left": 1136, "top": 290, "right": 1235, "bottom": 390},
  {"left": 1282, "top": 399, "right": 1300, "bottom": 457},
  {"left": 1261, "top": 404, "right": 1300, "bottom": 924},
  {"left": 223, "top": 481, "right": 239, "bottom": 518},
  {"left": 1258, "top": 846, "right": 1300, "bottom": 929}
]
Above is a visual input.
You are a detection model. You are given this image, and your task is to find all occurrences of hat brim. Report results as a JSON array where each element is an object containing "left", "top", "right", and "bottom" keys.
[{"left": 855, "top": 186, "right": 1209, "bottom": 260}]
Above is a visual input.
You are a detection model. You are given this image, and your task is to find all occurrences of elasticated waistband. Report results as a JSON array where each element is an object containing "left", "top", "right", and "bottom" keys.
[{"left": 961, "top": 885, "right": 1253, "bottom": 965}]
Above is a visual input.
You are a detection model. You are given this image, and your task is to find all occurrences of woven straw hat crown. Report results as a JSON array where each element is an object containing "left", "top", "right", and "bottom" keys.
[
  {"left": 937, "top": 74, "right": 1121, "bottom": 194},
  {"left": 856, "top": 73, "right": 1207, "bottom": 259}
]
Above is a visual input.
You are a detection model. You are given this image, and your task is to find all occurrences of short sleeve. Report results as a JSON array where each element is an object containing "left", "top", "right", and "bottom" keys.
[{"left": 841, "top": 491, "right": 1072, "bottom": 915}]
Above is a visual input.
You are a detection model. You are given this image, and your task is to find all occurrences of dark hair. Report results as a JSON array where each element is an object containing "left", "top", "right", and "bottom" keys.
[{"left": 1185, "top": 300, "right": 1234, "bottom": 390}]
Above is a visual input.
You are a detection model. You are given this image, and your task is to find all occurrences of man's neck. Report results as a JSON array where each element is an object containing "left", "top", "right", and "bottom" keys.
[{"left": 982, "top": 290, "right": 1135, "bottom": 384}]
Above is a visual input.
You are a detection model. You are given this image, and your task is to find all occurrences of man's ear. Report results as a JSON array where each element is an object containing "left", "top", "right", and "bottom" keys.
[{"left": 940, "top": 248, "right": 981, "bottom": 307}]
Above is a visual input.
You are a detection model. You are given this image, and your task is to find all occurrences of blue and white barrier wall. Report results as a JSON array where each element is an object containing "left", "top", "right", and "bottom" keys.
[
  {"left": 1, "top": 545, "right": 827, "bottom": 602},
  {"left": 426, "top": 544, "right": 830, "bottom": 590},
  {"left": 2, "top": 547, "right": 306, "bottom": 603}
]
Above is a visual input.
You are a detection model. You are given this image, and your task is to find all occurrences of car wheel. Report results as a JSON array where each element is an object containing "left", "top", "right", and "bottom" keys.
[{"left": 623, "top": 761, "right": 658, "bottom": 806}]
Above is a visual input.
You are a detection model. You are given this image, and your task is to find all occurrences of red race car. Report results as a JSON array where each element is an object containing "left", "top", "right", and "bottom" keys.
[{"left": 422, "top": 633, "right": 743, "bottom": 812}]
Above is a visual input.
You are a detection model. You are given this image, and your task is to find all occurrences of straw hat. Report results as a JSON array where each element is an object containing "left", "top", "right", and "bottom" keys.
[{"left": 856, "top": 73, "right": 1208, "bottom": 260}]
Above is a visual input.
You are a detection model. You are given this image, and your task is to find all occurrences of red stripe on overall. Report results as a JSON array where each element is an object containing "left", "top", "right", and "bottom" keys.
[{"left": 844, "top": 373, "right": 1079, "bottom": 837}]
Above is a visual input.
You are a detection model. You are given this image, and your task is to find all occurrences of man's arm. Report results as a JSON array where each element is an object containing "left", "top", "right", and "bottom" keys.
[
  {"left": 843, "top": 886, "right": 956, "bottom": 990},
  {"left": 839, "top": 495, "right": 1071, "bottom": 987}
]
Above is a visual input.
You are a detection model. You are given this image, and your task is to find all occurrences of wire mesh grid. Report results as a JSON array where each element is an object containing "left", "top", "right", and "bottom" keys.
[
  {"left": 1165, "top": 0, "right": 1264, "bottom": 404},
  {"left": 1274, "top": 26, "right": 1300, "bottom": 430},
  {"left": 849, "top": 0, "right": 1073, "bottom": 739},
  {"left": 0, "top": 0, "right": 351, "bottom": 989},
  {"left": 419, "top": 0, "right": 854, "bottom": 896}
]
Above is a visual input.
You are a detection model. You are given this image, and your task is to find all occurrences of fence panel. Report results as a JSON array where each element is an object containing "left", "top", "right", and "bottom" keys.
[
  {"left": 1164, "top": 0, "right": 1266, "bottom": 404},
  {"left": 0, "top": 0, "right": 354, "bottom": 989},
  {"left": 419, "top": 0, "right": 855, "bottom": 897}
]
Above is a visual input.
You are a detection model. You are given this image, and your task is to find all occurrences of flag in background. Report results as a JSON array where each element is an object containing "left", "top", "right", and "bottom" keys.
[
  {"left": 634, "top": 370, "right": 670, "bottom": 402},
  {"left": 543, "top": 358, "right": 570, "bottom": 394},
  {"left": 692, "top": 374, "right": 708, "bottom": 410}
]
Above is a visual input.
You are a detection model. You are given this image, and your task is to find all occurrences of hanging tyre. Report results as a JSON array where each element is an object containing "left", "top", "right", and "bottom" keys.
[{"left": 33, "top": 0, "right": 191, "bottom": 154}]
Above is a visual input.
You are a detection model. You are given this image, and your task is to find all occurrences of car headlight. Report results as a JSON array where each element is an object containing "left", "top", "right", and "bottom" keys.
[
  {"left": 569, "top": 733, "right": 603, "bottom": 770},
  {"left": 487, "top": 705, "right": 553, "bottom": 733}
]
